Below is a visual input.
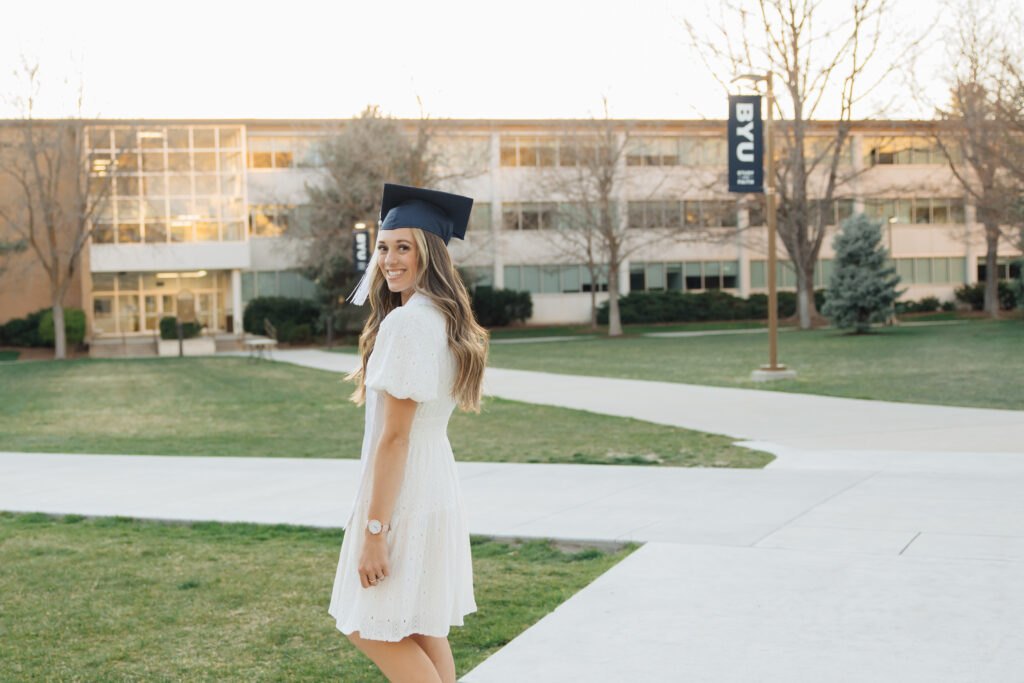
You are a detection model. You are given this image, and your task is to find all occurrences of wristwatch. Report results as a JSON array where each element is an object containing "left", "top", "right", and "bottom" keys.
[{"left": 366, "top": 519, "right": 390, "bottom": 535}]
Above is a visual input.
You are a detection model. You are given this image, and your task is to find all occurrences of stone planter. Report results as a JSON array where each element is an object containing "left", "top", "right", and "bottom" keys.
[{"left": 157, "top": 337, "right": 217, "bottom": 357}]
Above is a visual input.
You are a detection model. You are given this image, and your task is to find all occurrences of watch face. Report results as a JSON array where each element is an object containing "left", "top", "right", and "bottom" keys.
[{"left": 368, "top": 520, "right": 383, "bottom": 534}]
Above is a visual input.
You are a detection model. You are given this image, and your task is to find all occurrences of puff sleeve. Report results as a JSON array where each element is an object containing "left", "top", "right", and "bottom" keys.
[{"left": 364, "top": 308, "right": 440, "bottom": 403}]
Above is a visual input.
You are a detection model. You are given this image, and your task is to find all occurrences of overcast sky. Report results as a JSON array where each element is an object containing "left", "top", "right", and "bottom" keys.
[{"left": 0, "top": 0, "right": 1005, "bottom": 122}]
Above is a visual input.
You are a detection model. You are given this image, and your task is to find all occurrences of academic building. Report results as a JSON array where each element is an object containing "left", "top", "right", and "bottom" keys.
[{"left": 1, "top": 117, "right": 1020, "bottom": 351}]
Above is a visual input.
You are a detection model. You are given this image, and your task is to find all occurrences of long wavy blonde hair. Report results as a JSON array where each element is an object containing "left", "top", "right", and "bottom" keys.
[{"left": 346, "top": 228, "right": 489, "bottom": 412}]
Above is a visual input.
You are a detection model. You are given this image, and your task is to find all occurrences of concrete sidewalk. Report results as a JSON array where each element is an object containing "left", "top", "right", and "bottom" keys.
[{"left": 4, "top": 351, "right": 1023, "bottom": 681}]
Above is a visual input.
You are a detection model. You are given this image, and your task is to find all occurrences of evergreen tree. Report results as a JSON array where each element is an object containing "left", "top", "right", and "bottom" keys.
[{"left": 822, "top": 214, "right": 903, "bottom": 333}]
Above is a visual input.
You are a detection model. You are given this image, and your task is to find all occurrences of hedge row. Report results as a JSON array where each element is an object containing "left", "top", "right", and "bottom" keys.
[
  {"left": 596, "top": 290, "right": 827, "bottom": 325},
  {"left": 954, "top": 281, "right": 1019, "bottom": 311},
  {"left": 470, "top": 287, "right": 532, "bottom": 327},
  {"left": 0, "top": 307, "right": 86, "bottom": 347}
]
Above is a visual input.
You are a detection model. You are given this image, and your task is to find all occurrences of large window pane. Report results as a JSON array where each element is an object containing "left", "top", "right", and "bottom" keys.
[
  {"left": 897, "top": 258, "right": 915, "bottom": 283},
  {"left": 560, "top": 265, "right": 580, "bottom": 292},
  {"left": 629, "top": 263, "right": 646, "bottom": 292},
  {"left": 520, "top": 266, "right": 541, "bottom": 293},
  {"left": 646, "top": 263, "right": 664, "bottom": 290},
  {"left": 684, "top": 262, "right": 702, "bottom": 290},
  {"left": 193, "top": 128, "right": 216, "bottom": 148},
  {"left": 666, "top": 263, "right": 683, "bottom": 290},
  {"left": 257, "top": 271, "right": 277, "bottom": 296},
  {"left": 541, "top": 266, "right": 560, "bottom": 293},
  {"left": 704, "top": 261, "right": 721, "bottom": 289},
  {"left": 750, "top": 261, "right": 766, "bottom": 288},
  {"left": 503, "top": 266, "right": 520, "bottom": 290},
  {"left": 722, "top": 261, "right": 738, "bottom": 289},
  {"left": 915, "top": 257, "right": 932, "bottom": 283},
  {"left": 933, "top": 257, "right": 949, "bottom": 283}
]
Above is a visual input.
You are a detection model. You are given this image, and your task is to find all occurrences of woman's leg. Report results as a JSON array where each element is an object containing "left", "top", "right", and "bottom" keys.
[
  {"left": 346, "top": 631, "right": 442, "bottom": 683},
  {"left": 408, "top": 634, "right": 456, "bottom": 683}
]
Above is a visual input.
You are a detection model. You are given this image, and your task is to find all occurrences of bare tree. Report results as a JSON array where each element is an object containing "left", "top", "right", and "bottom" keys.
[
  {"left": 299, "top": 105, "right": 485, "bottom": 341},
  {"left": 527, "top": 103, "right": 721, "bottom": 335},
  {"left": 686, "top": 0, "right": 922, "bottom": 329},
  {"left": 0, "top": 61, "right": 118, "bottom": 358},
  {"left": 933, "top": 0, "right": 1024, "bottom": 316}
]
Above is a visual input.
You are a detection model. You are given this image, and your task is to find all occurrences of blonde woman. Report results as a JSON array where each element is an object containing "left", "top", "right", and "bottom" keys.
[{"left": 328, "top": 184, "right": 489, "bottom": 683}]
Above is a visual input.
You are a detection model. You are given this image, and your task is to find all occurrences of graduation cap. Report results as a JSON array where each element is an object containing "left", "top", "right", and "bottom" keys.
[
  {"left": 379, "top": 183, "right": 474, "bottom": 246},
  {"left": 346, "top": 184, "right": 475, "bottom": 305}
]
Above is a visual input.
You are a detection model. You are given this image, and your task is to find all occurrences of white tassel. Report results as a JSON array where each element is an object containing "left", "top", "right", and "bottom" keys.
[{"left": 346, "top": 248, "right": 378, "bottom": 306}]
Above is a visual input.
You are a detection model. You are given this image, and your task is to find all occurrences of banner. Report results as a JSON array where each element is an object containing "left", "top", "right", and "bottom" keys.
[
  {"left": 728, "top": 95, "right": 763, "bottom": 193},
  {"left": 352, "top": 223, "right": 371, "bottom": 273}
]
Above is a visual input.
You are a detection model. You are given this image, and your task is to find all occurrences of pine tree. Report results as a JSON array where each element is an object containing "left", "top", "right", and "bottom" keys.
[{"left": 821, "top": 214, "right": 903, "bottom": 333}]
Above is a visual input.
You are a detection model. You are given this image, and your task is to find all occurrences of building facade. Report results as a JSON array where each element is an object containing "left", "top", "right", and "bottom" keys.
[{"left": 1, "top": 117, "right": 1020, "bottom": 339}]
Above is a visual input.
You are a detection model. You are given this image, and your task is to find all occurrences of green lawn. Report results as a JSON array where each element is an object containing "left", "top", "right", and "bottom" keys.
[
  {"left": 485, "top": 319, "right": 769, "bottom": 340},
  {"left": 487, "top": 319, "right": 1024, "bottom": 411},
  {"left": 0, "top": 511, "right": 633, "bottom": 681},
  {"left": 0, "top": 357, "right": 769, "bottom": 468}
]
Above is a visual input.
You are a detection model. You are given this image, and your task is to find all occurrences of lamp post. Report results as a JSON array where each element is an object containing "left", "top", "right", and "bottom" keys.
[{"left": 734, "top": 71, "right": 796, "bottom": 382}]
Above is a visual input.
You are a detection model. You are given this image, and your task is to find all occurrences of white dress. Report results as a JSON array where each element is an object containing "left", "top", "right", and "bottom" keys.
[{"left": 328, "top": 290, "right": 476, "bottom": 642}]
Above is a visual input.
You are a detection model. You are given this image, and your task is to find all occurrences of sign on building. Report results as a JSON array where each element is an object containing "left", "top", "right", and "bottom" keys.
[
  {"left": 728, "top": 95, "right": 763, "bottom": 193},
  {"left": 353, "top": 223, "right": 370, "bottom": 273}
]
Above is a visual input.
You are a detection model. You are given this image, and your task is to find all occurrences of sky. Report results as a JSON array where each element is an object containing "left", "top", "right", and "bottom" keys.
[{"left": 0, "top": 0, "right": 1005, "bottom": 122}]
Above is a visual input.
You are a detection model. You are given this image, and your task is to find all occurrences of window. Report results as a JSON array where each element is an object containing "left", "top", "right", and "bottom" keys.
[
  {"left": 684, "top": 262, "right": 702, "bottom": 290},
  {"left": 247, "top": 136, "right": 305, "bottom": 169},
  {"left": 581, "top": 265, "right": 608, "bottom": 292},
  {"left": 704, "top": 261, "right": 721, "bottom": 289},
  {"left": 498, "top": 137, "right": 558, "bottom": 167},
  {"left": 630, "top": 263, "right": 646, "bottom": 291},
  {"left": 646, "top": 263, "right": 665, "bottom": 290},
  {"left": 503, "top": 265, "right": 520, "bottom": 290},
  {"left": 250, "top": 205, "right": 297, "bottom": 238},
  {"left": 750, "top": 261, "right": 766, "bottom": 288},
  {"left": 628, "top": 200, "right": 736, "bottom": 228},
  {"left": 627, "top": 137, "right": 680, "bottom": 167},
  {"left": 561, "top": 265, "right": 581, "bottom": 292},
  {"left": 501, "top": 202, "right": 557, "bottom": 230},
  {"left": 666, "top": 263, "right": 683, "bottom": 290},
  {"left": 520, "top": 266, "right": 541, "bottom": 293}
]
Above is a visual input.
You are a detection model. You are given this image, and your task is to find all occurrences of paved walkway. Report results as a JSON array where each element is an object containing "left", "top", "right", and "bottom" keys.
[{"left": 3, "top": 350, "right": 1022, "bottom": 681}]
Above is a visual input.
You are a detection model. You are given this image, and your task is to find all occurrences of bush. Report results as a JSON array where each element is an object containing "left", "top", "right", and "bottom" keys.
[
  {"left": 595, "top": 289, "right": 826, "bottom": 325},
  {"left": 38, "top": 308, "right": 86, "bottom": 347},
  {"left": 243, "top": 296, "right": 320, "bottom": 335},
  {"left": 0, "top": 309, "right": 49, "bottom": 347},
  {"left": 470, "top": 288, "right": 532, "bottom": 327},
  {"left": 955, "top": 281, "right": 1018, "bottom": 311},
  {"left": 895, "top": 296, "right": 941, "bottom": 314},
  {"left": 159, "top": 316, "right": 203, "bottom": 340},
  {"left": 288, "top": 323, "right": 313, "bottom": 345},
  {"left": 941, "top": 301, "right": 957, "bottom": 312}
]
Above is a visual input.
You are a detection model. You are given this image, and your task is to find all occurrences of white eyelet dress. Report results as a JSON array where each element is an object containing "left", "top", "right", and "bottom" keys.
[{"left": 328, "top": 291, "right": 476, "bottom": 642}]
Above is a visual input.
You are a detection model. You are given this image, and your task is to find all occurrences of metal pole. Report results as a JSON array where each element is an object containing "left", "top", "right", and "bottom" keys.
[{"left": 765, "top": 72, "right": 780, "bottom": 370}]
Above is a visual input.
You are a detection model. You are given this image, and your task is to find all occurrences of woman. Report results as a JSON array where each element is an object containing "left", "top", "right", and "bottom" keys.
[{"left": 328, "top": 183, "right": 489, "bottom": 683}]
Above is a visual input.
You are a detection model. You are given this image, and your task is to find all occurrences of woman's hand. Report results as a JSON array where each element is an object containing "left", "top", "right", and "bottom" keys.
[{"left": 358, "top": 534, "right": 390, "bottom": 588}]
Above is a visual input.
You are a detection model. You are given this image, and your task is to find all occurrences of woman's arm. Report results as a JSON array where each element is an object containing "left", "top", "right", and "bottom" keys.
[{"left": 358, "top": 392, "right": 418, "bottom": 588}]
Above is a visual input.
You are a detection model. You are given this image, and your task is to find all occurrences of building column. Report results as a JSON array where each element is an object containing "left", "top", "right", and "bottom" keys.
[
  {"left": 490, "top": 132, "right": 504, "bottom": 289},
  {"left": 231, "top": 268, "right": 243, "bottom": 334}
]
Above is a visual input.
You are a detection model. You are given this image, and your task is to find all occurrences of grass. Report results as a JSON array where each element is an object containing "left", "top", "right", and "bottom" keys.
[
  {"left": 0, "top": 510, "right": 634, "bottom": 681},
  {"left": 0, "top": 357, "right": 769, "bottom": 468},
  {"left": 487, "top": 318, "right": 1024, "bottom": 411}
]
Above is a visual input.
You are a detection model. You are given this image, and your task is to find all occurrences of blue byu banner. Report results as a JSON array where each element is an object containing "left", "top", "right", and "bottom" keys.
[
  {"left": 728, "top": 95, "right": 763, "bottom": 193},
  {"left": 353, "top": 223, "right": 371, "bottom": 273}
]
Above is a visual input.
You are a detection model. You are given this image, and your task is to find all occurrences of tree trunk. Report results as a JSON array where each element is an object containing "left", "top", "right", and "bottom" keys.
[
  {"left": 53, "top": 299, "right": 66, "bottom": 360},
  {"left": 589, "top": 286, "right": 598, "bottom": 330},
  {"left": 984, "top": 228, "right": 999, "bottom": 318},
  {"left": 607, "top": 265, "right": 622, "bottom": 337},
  {"left": 796, "top": 263, "right": 817, "bottom": 330}
]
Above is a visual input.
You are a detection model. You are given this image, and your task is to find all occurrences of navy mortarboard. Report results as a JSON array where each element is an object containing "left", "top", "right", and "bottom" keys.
[
  {"left": 347, "top": 184, "right": 475, "bottom": 305},
  {"left": 379, "top": 183, "right": 474, "bottom": 246}
]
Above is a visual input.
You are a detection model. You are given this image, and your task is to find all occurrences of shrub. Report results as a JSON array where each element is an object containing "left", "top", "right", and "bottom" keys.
[
  {"left": 38, "top": 308, "right": 86, "bottom": 346},
  {"left": 941, "top": 301, "right": 957, "bottom": 312},
  {"left": 955, "top": 281, "right": 1018, "bottom": 311},
  {"left": 159, "top": 316, "right": 203, "bottom": 340},
  {"left": 288, "top": 323, "right": 313, "bottom": 345},
  {"left": 0, "top": 309, "right": 48, "bottom": 347},
  {"left": 243, "top": 296, "right": 319, "bottom": 335},
  {"left": 471, "top": 287, "right": 532, "bottom": 327},
  {"left": 895, "top": 296, "right": 942, "bottom": 314},
  {"left": 595, "top": 289, "right": 822, "bottom": 325}
]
